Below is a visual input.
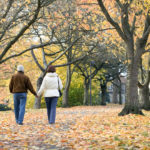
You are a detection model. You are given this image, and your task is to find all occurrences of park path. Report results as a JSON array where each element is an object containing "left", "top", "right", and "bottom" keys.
[{"left": 0, "top": 105, "right": 150, "bottom": 150}]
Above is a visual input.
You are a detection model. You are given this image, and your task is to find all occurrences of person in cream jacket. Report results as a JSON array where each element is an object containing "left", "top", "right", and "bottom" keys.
[{"left": 37, "top": 65, "right": 63, "bottom": 124}]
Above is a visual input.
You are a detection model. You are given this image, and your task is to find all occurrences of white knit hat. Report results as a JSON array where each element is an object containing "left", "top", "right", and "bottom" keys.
[{"left": 17, "top": 65, "right": 24, "bottom": 72}]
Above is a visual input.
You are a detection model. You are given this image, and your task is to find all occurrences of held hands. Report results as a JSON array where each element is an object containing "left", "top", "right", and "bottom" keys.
[
  {"left": 35, "top": 94, "right": 38, "bottom": 98},
  {"left": 35, "top": 92, "right": 41, "bottom": 98}
]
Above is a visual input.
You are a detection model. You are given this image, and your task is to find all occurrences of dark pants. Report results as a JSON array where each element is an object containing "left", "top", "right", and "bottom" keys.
[
  {"left": 13, "top": 93, "right": 27, "bottom": 124},
  {"left": 45, "top": 97, "right": 58, "bottom": 124}
]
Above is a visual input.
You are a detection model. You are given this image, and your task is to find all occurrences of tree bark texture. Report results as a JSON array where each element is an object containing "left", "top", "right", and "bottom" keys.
[
  {"left": 119, "top": 60, "right": 143, "bottom": 115},
  {"left": 62, "top": 65, "right": 71, "bottom": 107},
  {"left": 118, "top": 86, "right": 122, "bottom": 105},
  {"left": 139, "top": 85, "right": 150, "bottom": 110},
  {"left": 34, "top": 74, "right": 43, "bottom": 109},
  {"left": 83, "top": 79, "right": 90, "bottom": 105},
  {"left": 138, "top": 71, "right": 150, "bottom": 110},
  {"left": 118, "top": 78, "right": 122, "bottom": 105},
  {"left": 100, "top": 82, "right": 107, "bottom": 105},
  {"left": 112, "top": 79, "right": 119, "bottom": 104}
]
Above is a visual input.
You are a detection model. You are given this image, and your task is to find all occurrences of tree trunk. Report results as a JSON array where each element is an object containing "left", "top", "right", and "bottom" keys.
[
  {"left": 138, "top": 70, "right": 150, "bottom": 110},
  {"left": 139, "top": 84, "right": 150, "bottom": 110},
  {"left": 118, "top": 79, "right": 122, "bottom": 105},
  {"left": 83, "top": 79, "right": 90, "bottom": 105},
  {"left": 34, "top": 74, "right": 43, "bottom": 109},
  {"left": 62, "top": 65, "right": 71, "bottom": 107},
  {"left": 119, "top": 61, "right": 143, "bottom": 116},
  {"left": 100, "top": 82, "right": 107, "bottom": 105},
  {"left": 112, "top": 79, "right": 119, "bottom": 104},
  {"left": 118, "top": 86, "right": 122, "bottom": 105}
]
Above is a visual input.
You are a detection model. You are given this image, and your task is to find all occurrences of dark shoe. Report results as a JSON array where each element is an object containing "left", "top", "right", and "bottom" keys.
[{"left": 18, "top": 123, "right": 23, "bottom": 125}]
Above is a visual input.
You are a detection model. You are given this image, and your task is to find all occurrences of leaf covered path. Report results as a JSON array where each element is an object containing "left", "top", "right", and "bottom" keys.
[{"left": 0, "top": 105, "right": 150, "bottom": 150}]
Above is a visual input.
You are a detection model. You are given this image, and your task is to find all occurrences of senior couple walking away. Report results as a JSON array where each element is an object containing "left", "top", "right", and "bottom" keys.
[{"left": 9, "top": 65, "right": 63, "bottom": 125}]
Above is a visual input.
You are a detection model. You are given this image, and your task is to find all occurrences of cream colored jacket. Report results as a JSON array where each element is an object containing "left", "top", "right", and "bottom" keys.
[{"left": 37, "top": 73, "right": 63, "bottom": 97}]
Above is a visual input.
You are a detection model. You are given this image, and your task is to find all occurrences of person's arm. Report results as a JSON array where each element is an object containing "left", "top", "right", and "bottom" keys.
[
  {"left": 26, "top": 77, "right": 37, "bottom": 96},
  {"left": 9, "top": 76, "right": 13, "bottom": 93},
  {"left": 58, "top": 77, "right": 63, "bottom": 90},
  {"left": 37, "top": 77, "right": 46, "bottom": 97}
]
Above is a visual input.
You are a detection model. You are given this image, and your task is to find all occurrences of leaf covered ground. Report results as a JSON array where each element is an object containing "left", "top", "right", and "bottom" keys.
[{"left": 0, "top": 105, "right": 150, "bottom": 150}]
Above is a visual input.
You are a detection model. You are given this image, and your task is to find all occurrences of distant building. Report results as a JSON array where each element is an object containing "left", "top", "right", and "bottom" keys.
[{"left": 107, "top": 75, "right": 127, "bottom": 104}]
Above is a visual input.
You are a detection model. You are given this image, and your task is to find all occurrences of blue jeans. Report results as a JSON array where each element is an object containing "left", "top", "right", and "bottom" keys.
[
  {"left": 13, "top": 93, "right": 27, "bottom": 124},
  {"left": 45, "top": 97, "right": 58, "bottom": 124}
]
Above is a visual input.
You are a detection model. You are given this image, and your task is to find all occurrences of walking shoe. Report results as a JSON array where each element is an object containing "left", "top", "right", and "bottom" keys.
[{"left": 18, "top": 123, "right": 23, "bottom": 125}]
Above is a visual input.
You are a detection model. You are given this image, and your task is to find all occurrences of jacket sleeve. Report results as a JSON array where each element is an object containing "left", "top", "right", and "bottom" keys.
[
  {"left": 26, "top": 77, "right": 37, "bottom": 96},
  {"left": 37, "top": 77, "right": 46, "bottom": 97},
  {"left": 9, "top": 76, "right": 13, "bottom": 93},
  {"left": 58, "top": 77, "right": 63, "bottom": 90}
]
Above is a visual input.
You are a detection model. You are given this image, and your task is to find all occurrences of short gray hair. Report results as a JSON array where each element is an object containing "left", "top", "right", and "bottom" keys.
[{"left": 17, "top": 65, "right": 24, "bottom": 72}]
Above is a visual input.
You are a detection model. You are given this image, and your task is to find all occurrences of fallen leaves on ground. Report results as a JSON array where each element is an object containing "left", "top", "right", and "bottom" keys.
[{"left": 0, "top": 105, "right": 150, "bottom": 150}]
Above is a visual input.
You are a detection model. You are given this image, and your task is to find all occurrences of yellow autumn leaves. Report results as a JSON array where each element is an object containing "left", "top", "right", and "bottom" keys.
[{"left": 0, "top": 105, "right": 150, "bottom": 149}]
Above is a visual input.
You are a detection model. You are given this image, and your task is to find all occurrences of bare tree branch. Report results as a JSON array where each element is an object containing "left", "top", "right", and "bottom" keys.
[
  {"left": 119, "top": 1, "right": 132, "bottom": 38},
  {"left": 97, "top": 0, "right": 126, "bottom": 41},
  {"left": 138, "top": 12, "right": 150, "bottom": 49},
  {"left": 2, "top": 0, "right": 14, "bottom": 18},
  {"left": 0, "top": 0, "right": 41, "bottom": 61},
  {"left": 131, "top": 15, "right": 136, "bottom": 34},
  {"left": 116, "top": 0, "right": 123, "bottom": 8},
  {"left": 54, "top": 44, "right": 98, "bottom": 67},
  {"left": 32, "top": 25, "right": 47, "bottom": 68},
  {"left": 31, "top": 50, "right": 45, "bottom": 72},
  {"left": 41, "top": 0, "right": 56, "bottom": 7},
  {"left": 0, "top": 40, "right": 60, "bottom": 64},
  {"left": 0, "top": 4, "right": 25, "bottom": 41},
  {"left": 47, "top": 37, "right": 81, "bottom": 66}
]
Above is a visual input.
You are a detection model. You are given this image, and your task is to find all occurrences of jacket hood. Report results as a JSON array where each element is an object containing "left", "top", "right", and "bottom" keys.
[{"left": 46, "top": 72, "right": 58, "bottom": 77}]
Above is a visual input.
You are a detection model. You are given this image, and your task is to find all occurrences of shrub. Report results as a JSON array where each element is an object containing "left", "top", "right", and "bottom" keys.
[
  {"left": 91, "top": 93, "right": 101, "bottom": 105},
  {"left": 40, "top": 97, "right": 46, "bottom": 108},
  {"left": 0, "top": 104, "right": 11, "bottom": 111},
  {"left": 26, "top": 94, "right": 46, "bottom": 109},
  {"left": 26, "top": 94, "right": 35, "bottom": 108},
  {"left": 68, "top": 82, "right": 84, "bottom": 106},
  {"left": 57, "top": 97, "right": 62, "bottom": 107},
  {"left": 57, "top": 82, "right": 84, "bottom": 107}
]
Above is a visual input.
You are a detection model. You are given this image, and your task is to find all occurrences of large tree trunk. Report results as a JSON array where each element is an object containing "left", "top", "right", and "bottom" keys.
[
  {"left": 34, "top": 74, "right": 43, "bottom": 109},
  {"left": 138, "top": 71, "right": 150, "bottom": 110},
  {"left": 139, "top": 85, "right": 150, "bottom": 110},
  {"left": 100, "top": 82, "right": 107, "bottom": 105},
  {"left": 83, "top": 79, "right": 90, "bottom": 105},
  {"left": 97, "top": 0, "right": 150, "bottom": 115},
  {"left": 62, "top": 65, "right": 71, "bottom": 107},
  {"left": 119, "top": 60, "right": 143, "bottom": 116},
  {"left": 112, "top": 79, "right": 119, "bottom": 104}
]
